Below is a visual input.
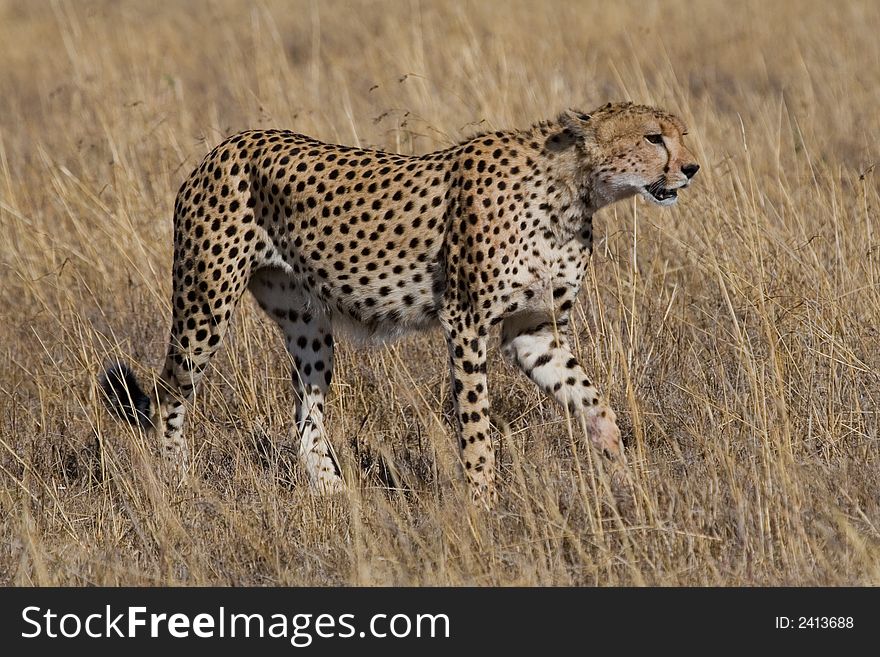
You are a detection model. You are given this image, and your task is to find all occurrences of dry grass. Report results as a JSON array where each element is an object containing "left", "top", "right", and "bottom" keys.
[{"left": 1, "top": 0, "right": 879, "bottom": 586}]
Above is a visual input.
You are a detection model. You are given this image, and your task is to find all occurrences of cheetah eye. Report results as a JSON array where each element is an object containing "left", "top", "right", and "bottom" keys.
[{"left": 645, "top": 134, "right": 664, "bottom": 145}]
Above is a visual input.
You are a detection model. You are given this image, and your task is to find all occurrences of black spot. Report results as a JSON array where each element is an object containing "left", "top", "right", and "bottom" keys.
[{"left": 533, "top": 353, "right": 552, "bottom": 368}]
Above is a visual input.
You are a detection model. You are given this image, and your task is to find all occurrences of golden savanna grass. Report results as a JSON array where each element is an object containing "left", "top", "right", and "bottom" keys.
[{"left": 1, "top": 0, "right": 878, "bottom": 586}]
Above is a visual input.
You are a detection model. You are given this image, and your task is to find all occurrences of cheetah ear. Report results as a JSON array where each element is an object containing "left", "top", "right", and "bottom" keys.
[{"left": 559, "top": 109, "right": 595, "bottom": 143}]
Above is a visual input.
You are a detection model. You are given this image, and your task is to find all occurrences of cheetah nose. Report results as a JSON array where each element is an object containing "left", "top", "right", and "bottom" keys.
[{"left": 682, "top": 163, "right": 700, "bottom": 179}]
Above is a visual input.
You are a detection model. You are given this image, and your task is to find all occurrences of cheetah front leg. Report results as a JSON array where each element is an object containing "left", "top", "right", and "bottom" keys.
[
  {"left": 445, "top": 325, "right": 496, "bottom": 505},
  {"left": 501, "top": 315, "right": 622, "bottom": 460}
]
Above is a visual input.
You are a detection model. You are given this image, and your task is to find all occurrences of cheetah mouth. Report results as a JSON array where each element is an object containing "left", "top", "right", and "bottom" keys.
[{"left": 643, "top": 180, "right": 679, "bottom": 206}]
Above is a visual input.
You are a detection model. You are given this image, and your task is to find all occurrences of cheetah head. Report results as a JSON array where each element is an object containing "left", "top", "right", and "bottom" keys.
[{"left": 559, "top": 102, "right": 699, "bottom": 208}]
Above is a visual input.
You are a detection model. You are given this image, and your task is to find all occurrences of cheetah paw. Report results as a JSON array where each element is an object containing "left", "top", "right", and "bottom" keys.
[
  {"left": 469, "top": 482, "right": 498, "bottom": 509},
  {"left": 300, "top": 450, "right": 347, "bottom": 495},
  {"left": 314, "top": 472, "right": 346, "bottom": 495},
  {"left": 584, "top": 404, "right": 622, "bottom": 460}
]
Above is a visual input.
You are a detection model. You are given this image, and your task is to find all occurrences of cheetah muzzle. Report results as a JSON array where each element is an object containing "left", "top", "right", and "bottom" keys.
[
  {"left": 100, "top": 101, "right": 699, "bottom": 506},
  {"left": 643, "top": 178, "right": 680, "bottom": 204}
]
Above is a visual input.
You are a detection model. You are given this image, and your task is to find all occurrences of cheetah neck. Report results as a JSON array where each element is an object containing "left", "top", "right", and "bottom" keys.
[{"left": 520, "top": 121, "right": 598, "bottom": 243}]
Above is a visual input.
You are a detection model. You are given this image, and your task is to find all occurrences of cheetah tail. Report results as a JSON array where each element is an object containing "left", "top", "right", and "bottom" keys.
[{"left": 98, "top": 362, "right": 155, "bottom": 430}]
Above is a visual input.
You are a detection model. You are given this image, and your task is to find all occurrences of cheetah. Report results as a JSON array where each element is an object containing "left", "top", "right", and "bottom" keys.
[{"left": 101, "top": 101, "right": 699, "bottom": 504}]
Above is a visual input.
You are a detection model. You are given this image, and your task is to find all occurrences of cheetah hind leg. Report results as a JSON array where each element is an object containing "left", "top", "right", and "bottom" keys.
[
  {"left": 146, "top": 256, "right": 252, "bottom": 483},
  {"left": 248, "top": 271, "right": 345, "bottom": 494}
]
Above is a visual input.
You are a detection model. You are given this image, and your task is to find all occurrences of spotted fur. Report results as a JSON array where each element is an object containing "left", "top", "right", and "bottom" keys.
[{"left": 100, "top": 101, "right": 699, "bottom": 503}]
